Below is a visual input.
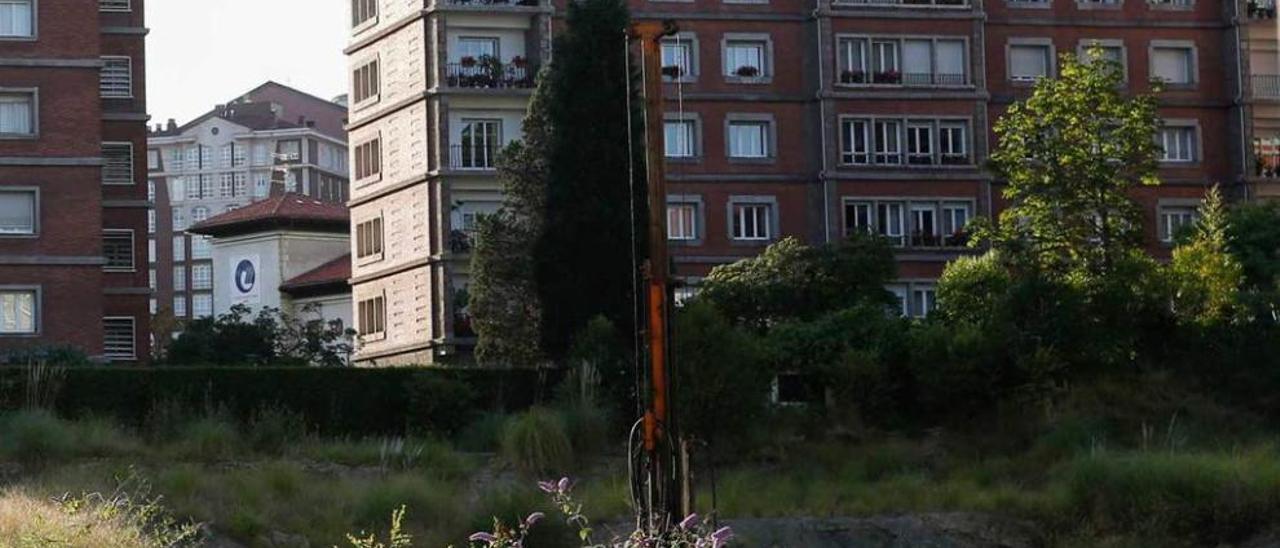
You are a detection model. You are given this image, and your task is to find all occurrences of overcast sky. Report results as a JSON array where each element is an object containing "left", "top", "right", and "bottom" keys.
[{"left": 146, "top": 0, "right": 349, "bottom": 126}]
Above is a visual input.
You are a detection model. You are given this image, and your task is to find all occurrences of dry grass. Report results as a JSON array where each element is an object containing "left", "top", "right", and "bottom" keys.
[{"left": 0, "top": 488, "right": 156, "bottom": 548}]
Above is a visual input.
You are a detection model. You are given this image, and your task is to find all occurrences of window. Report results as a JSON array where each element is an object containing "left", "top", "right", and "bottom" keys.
[
  {"left": 173, "top": 296, "right": 187, "bottom": 318},
  {"left": 102, "top": 143, "right": 133, "bottom": 184},
  {"left": 219, "top": 173, "right": 235, "bottom": 198},
  {"left": 148, "top": 269, "right": 155, "bottom": 289},
  {"left": 192, "top": 264, "right": 211, "bottom": 290},
  {"left": 1009, "top": 43, "right": 1052, "bottom": 81},
  {"left": 1080, "top": 42, "right": 1125, "bottom": 71},
  {"left": 103, "top": 230, "right": 134, "bottom": 272},
  {"left": 665, "top": 119, "right": 696, "bottom": 158},
  {"left": 184, "top": 177, "right": 200, "bottom": 200},
  {"left": 172, "top": 207, "right": 186, "bottom": 231},
  {"left": 842, "top": 117, "right": 969, "bottom": 166},
  {"left": 351, "top": 0, "right": 377, "bottom": 28},
  {"left": 731, "top": 203, "right": 772, "bottom": 241},
  {"left": 838, "top": 38, "right": 868, "bottom": 84},
  {"left": 358, "top": 295, "right": 386, "bottom": 337},
  {"left": 1160, "top": 206, "right": 1198, "bottom": 242},
  {"left": 234, "top": 173, "right": 247, "bottom": 197},
  {"left": 147, "top": 149, "right": 161, "bottom": 172},
  {"left": 100, "top": 56, "right": 133, "bottom": 98},
  {"left": 0, "top": 0, "right": 33, "bottom": 38},
  {"left": 728, "top": 120, "right": 770, "bottom": 159},
  {"left": 191, "top": 235, "right": 211, "bottom": 259},
  {"left": 172, "top": 235, "right": 185, "bottom": 261},
  {"left": 99, "top": 0, "right": 131, "bottom": 11},
  {"left": 192, "top": 206, "right": 209, "bottom": 224},
  {"left": 356, "top": 217, "right": 384, "bottom": 260},
  {"left": 886, "top": 284, "right": 909, "bottom": 317},
  {"left": 352, "top": 58, "right": 380, "bottom": 105},
  {"left": 0, "top": 289, "right": 35, "bottom": 334},
  {"left": 0, "top": 91, "right": 34, "bottom": 136},
  {"left": 661, "top": 38, "right": 694, "bottom": 80},
  {"left": 911, "top": 286, "right": 938, "bottom": 318},
  {"left": 846, "top": 199, "right": 971, "bottom": 247},
  {"left": 0, "top": 190, "right": 35, "bottom": 235},
  {"left": 254, "top": 172, "right": 270, "bottom": 197},
  {"left": 148, "top": 238, "right": 154, "bottom": 262},
  {"left": 457, "top": 120, "right": 500, "bottom": 169},
  {"left": 1158, "top": 124, "right": 1197, "bottom": 162},
  {"left": 192, "top": 294, "right": 213, "bottom": 318},
  {"left": 724, "top": 40, "right": 767, "bottom": 79},
  {"left": 457, "top": 36, "right": 499, "bottom": 60},
  {"left": 872, "top": 40, "right": 899, "bottom": 81},
  {"left": 839, "top": 37, "right": 966, "bottom": 86},
  {"left": 354, "top": 137, "right": 381, "bottom": 181},
  {"left": 173, "top": 266, "right": 186, "bottom": 291},
  {"left": 150, "top": 298, "right": 156, "bottom": 314},
  {"left": 103, "top": 318, "right": 135, "bottom": 361},
  {"left": 1151, "top": 45, "right": 1194, "bottom": 85},
  {"left": 147, "top": 210, "right": 155, "bottom": 234},
  {"left": 232, "top": 144, "right": 246, "bottom": 167},
  {"left": 667, "top": 203, "right": 698, "bottom": 241}
]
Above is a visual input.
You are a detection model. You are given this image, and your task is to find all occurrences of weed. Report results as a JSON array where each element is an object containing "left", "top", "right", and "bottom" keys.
[{"left": 501, "top": 408, "right": 572, "bottom": 476}]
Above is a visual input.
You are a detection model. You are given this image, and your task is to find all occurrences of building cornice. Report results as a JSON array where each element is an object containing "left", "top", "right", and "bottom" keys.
[
  {"left": 101, "top": 26, "right": 150, "bottom": 35},
  {"left": 104, "top": 112, "right": 151, "bottom": 122},
  {"left": 0, "top": 58, "right": 102, "bottom": 68},
  {"left": 0, "top": 157, "right": 101, "bottom": 167},
  {"left": 985, "top": 17, "right": 1228, "bottom": 29},
  {"left": 349, "top": 174, "right": 431, "bottom": 207},
  {"left": 349, "top": 258, "right": 433, "bottom": 286},
  {"left": 0, "top": 255, "right": 105, "bottom": 266},
  {"left": 103, "top": 200, "right": 153, "bottom": 209}
]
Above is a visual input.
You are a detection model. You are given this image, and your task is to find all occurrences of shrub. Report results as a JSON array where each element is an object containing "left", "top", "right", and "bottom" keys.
[
  {"left": 405, "top": 374, "right": 476, "bottom": 437},
  {"left": 247, "top": 405, "right": 307, "bottom": 454},
  {"left": 458, "top": 413, "right": 509, "bottom": 453},
  {"left": 170, "top": 416, "right": 243, "bottom": 461},
  {"left": 0, "top": 410, "right": 75, "bottom": 464},
  {"left": 501, "top": 408, "right": 573, "bottom": 476},
  {"left": 557, "top": 402, "right": 613, "bottom": 457}
]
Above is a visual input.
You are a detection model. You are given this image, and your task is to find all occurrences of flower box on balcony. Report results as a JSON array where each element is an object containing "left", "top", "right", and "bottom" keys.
[
  {"left": 735, "top": 65, "right": 761, "bottom": 78},
  {"left": 840, "top": 70, "right": 867, "bottom": 84},
  {"left": 460, "top": 56, "right": 478, "bottom": 68},
  {"left": 872, "top": 71, "right": 902, "bottom": 84},
  {"left": 944, "top": 231, "right": 970, "bottom": 247},
  {"left": 511, "top": 56, "right": 528, "bottom": 68},
  {"left": 662, "top": 65, "right": 685, "bottom": 79}
]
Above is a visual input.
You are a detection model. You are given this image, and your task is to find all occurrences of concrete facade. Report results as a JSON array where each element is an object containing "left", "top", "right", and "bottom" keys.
[{"left": 0, "top": 0, "right": 150, "bottom": 362}]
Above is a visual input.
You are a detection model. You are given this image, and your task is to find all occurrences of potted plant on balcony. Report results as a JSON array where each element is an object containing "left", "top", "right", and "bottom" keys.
[
  {"left": 840, "top": 70, "right": 866, "bottom": 84},
  {"left": 735, "top": 65, "right": 761, "bottom": 78},
  {"left": 662, "top": 65, "right": 685, "bottom": 79},
  {"left": 460, "top": 56, "right": 478, "bottom": 68},
  {"left": 510, "top": 55, "right": 528, "bottom": 68},
  {"left": 872, "top": 70, "right": 902, "bottom": 84},
  {"left": 449, "top": 229, "right": 473, "bottom": 253}
]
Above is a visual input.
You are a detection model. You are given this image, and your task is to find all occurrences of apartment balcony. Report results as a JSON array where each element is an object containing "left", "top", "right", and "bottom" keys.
[
  {"left": 445, "top": 60, "right": 536, "bottom": 89},
  {"left": 833, "top": 0, "right": 969, "bottom": 7},
  {"left": 908, "top": 231, "right": 970, "bottom": 248},
  {"left": 449, "top": 229, "right": 474, "bottom": 254},
  {"left": 1252, "top": 75, "right": 1280, "bottom": 99},
  {"left": 1248, "top": 0, "right": 1276, "bottom": 18},
  {"left": 443, "top": 0, "right": 541, "bottom": 5},
  {"left": 448, "top": 143, "right": 502, "bottom": 171},
  {"left": 838, "top": 70, "right": 967, "bottom": 87}
]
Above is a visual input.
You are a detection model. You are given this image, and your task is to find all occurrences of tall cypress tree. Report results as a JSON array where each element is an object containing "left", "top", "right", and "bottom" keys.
[{"left": 535, "top": 0, "right": 646, "bottom": 358}]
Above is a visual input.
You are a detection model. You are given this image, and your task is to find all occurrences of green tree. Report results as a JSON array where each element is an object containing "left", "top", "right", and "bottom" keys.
[
  {"left": 1170, "top": 185, "right": 1244, "bottom": 326},
  {"left": 1226, "top": 200, "right": 1280, "bottom": 293},
  {"left": 166, "top": 305, "right": 352, "bottom": 366},
  {"left": 469, "top": 72, "right": 553, "bottom": 367},
  {"left": 977, "top": 50, "right": 1163, "bottom": 278},
  {"left": 534, "top": 0, "right": 646, "bottom": 358},
  {"left": 697, "top": 233, "right": 897, "bottom": 330}
]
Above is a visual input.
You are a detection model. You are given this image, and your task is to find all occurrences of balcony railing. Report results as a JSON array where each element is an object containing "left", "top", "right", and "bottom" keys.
[
  {"left": 838, "top": 70, "right": 966, "bottom": 86},
  {"left": 445, "top": 62, "right": 536, "bottom": 89},
  {"left": 1248, "top": 0, "right": 1276, "bottom": 18},
  {"left": 449, "top": 143, "right": 501, "bottom": 170},
  {"left": 834, "top": 0, "right": 969, "bottom": 7},
  {"left": 1253, "top": 75, "right": 1280, "bottom": 99}
]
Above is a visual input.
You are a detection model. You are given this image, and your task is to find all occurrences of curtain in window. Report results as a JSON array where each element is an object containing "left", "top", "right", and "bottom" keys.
[
  {"left": 902, "top": 41, "right": 932, "bottom": 84},
  {"left": 665, "top": 121, "right": 693, "bottom": 157},
  {"left": 729, "top": 123, "right": 766, "bottom": 158},
  {"left": 0, "top": 292, "right": 34, "bottom": 334},
  {"left": 726, "top": 43, "right": 763, "bottom": 73},
  {"left": 935, "top": 41, "right": 966, "bottom": 84},
  {"left": 0, "top": 95, "right": 31, "bottom": 134},
  {"left": 0, "top": 192, "right": 32, "bottom": 234},
  {"left": 1010, "top": 46, "right": 1048, "bottom": 79},
  {"left": 0, "top": 0, "right": 32, "bottom": 37},
  {"left": 1152, "top": 48, "right": 1191, "bottom": 83}
]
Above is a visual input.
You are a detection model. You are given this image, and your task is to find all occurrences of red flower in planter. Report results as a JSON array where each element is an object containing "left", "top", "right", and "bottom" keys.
[
  {"left": 735, "top": 65, "right": 761, "bottom": 78},
  {"left": 840, "top": 70, "right": 866, "bottom": 84},
  {"left": 510, "top": 56, "right": 528, "bottom": 68},
  {"left": 662, "top": 65, "right": 685, "bottom": 78},
  {"left": 460, "top": 56, "right": 478, "bottom": 68}
]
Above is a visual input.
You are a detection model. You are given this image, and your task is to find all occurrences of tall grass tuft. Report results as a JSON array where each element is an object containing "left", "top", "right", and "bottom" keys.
[
  {"left": 169, "top": 416, "right": 243, "bottom": 461},
  {"left": 0, "top": 409, "right": 76, "bottom": 464},
  {"left": 500, "top": 408, "right": 573, "bottom": 476},
  {"left": 246, "top": 405, "right": 307, "bottom": 455}
]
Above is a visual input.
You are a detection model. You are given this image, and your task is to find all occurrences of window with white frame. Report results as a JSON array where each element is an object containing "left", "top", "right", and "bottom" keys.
[
  {"left": 872, "top": 40, "right": 899, "bottom": 80},
  {"left": 184, "top": 176, "right": 200, "bottom": 200},
  {"left": 939, "top": 122, "right": 968, "bottom": 165},
  {"left": 727, "top": 120, "right": 770, "bottom": 159},
  {"left": 661, "top": 38, "right": 694, "bottom": 80},
  {"left": 171, "top": 207, "right": 186, "bottom": 230},
  {"left": 147, "top": 209, "right": 155, "bottom": 234},
  {"left": 200, "top": 174, "right": 214, "bottom": 197},
  {"left": 356, "top": 216, "right": 384, "bottom": 260},
  {"left": 192, "top": 294, "right": 213, "bottom": 318},
  {"left": 911, "top": 286, "right": 938, "bottom": 318},
  {"left": 354, "top": 137, "right": 381, "bottom": 181},
  {"left": 351, "top": 0, "right": 377, "bottom": 28},
  {"left": 838, "top": 37, "right": 966, "bottom": 86},
  {"left": 358, "top": 295, "right": 386, "bottom": 337},
  {"left": 1009, "top": 43, "right": 1052, "bottom": 81},
  {"left": 173, "top": 266, "right": 186, "bottom": 291},
  {"left": 352, "top": 58, "right": 380, "bottom": 105},
  {"left": 842, "top": 117, "right": 969, "bottom": 166},
  {"left": 664, "top": 119, "right": 696, "bottom": 158},
  {"left": 731, "top": 202, "right": 772, "bottom": 241},
  {"left": 457, "top": 120, "right": 500, "bottom": 169},
  {"left": 1151, "top": 45, "right": 1194, "bottom": 85},
  {"left": 146, "top": 180, "right": 155, "bottom": 201},
  {"left": 0, "top": 289, "right": 35, "bottom": 334},
  {"left": 102, "top": 230, "right": 134, "bottom": 272},
  {"left": 1079, "top": 42, "right": 1125, "bottom": 77},
  {"left": 0, "top": 91, "right": 34, "bottom": 136},
  {"left": 844, "top": 201, "right": 873, "bottom": 235},
  {"left": 0, "top": 189, "right": 35, "bottom": 235},
  {"left": 103, "top": 317, "right": 136, "bottom": 361},
  {"left": 232, "top": 144, "right": 246, "bottom": 167},
  {"left": 148, "top": 269, "right": 155, "bottom": 289},
  {"left": 102, "top": 143, "right": 133, "bottom": 184},
  {"left": 886, "top": 284, "right": 909, "bottom": 317},
  {"left": 148, "top": 238, "right": 154, "bottom": 262},
  {"left": 874, "top": 120, "right": 902, "bottom": 165},
  {"left": 172, "top": 235, "right": 185, "bottom": 261},
  {"left": 667, "top": 203, "right": 698, "bottom": 241},
  {"left": 220, "top": 144, "right": 234, "bottom": 169},
  {"left": 724, "top": 40, "right": 767, "bottom": 79},
  {"left": 191, "top": 206, "right": 209, "bottom": 224},
  {"left": 877, "top": 202, "right": 905, "bottom": 245},
  {"left": 906, "top": 122, "right": 933, "bottom": 165},
  {"left": 941, "top": 201, "right": 971, "bottom": 246},
  {"left": 147, "top": 149, "right": 160, "bottom": 171},
  {"left": 910, "top": 203, "right": 938, "bottom": 247},
  {"left": 219, "top": 173, "right": 235, "bottom": 198},
  {"left": 192, "top": 264, "right": 212, "bottom": 290},
  {"left": 1159, "top": 205, "right": 1198, "bottom": 242},
  {"left": 233, "top": 172, "right": 247, "bottom": 196},
  {"left": 254, "top": 172, "right": 270, "bottom": 197},
  {"left": 149, "top": 298, "right": 156, "bottom": 314},
  {"left": 173, "top": 296, "right": 187, "bottom": 317},
  {"left": 167, "top": 148, "right": 182, "bottom": 172},
  {"left": 99, "top": 0, "right": 131, "bottom": 12},
  {"left": 846, "top": 199, "right": 971, "bottom": 247},
  {"left": 0, "top": 0, "right": 34, "bottom": 38},
  {"left": 100, "top": 56, "right": 133, "bottom": 98},
  {"left": 1158, "top": 123, "right": 1197, "bottom": 162},
  {"left": 191, "top": 235, "right": 211, "bottom": 259}
]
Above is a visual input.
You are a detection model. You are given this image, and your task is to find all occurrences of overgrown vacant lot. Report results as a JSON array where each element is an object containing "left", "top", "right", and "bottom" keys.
[{"left": 4, "top": 398, "right": 1280, "bottom": 548}]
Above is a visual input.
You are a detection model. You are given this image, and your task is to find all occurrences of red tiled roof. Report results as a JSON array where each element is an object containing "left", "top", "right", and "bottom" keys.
[
  {"left": 188, "top": 193, "right": 348, "bottom": 236},
  {"left": 281, "top": 254, "right": 352, "bottom": 293}
]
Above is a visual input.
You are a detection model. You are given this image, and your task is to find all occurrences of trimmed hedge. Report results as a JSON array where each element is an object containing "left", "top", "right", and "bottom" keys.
[{"left": 0, "top": 367, "right": 563, "bottom": 437}]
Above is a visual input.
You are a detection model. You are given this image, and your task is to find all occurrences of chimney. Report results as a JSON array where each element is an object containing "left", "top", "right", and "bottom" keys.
[{"left": 167, "top": 118, "right": 177, "bottom": 131}]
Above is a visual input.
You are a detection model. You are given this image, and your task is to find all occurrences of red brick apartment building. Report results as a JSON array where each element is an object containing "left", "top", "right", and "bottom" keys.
[
  {"left": 0, "top": 0, "right": 150, "bottom": 362},
  {"left": 345, "top": 0, "right": 1250, "bottom": 363}
]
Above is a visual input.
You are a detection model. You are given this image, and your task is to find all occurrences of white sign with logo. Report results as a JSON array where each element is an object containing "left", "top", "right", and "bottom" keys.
[{"left": 229, "top": 254, "right": 261, "bottom": 305}]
